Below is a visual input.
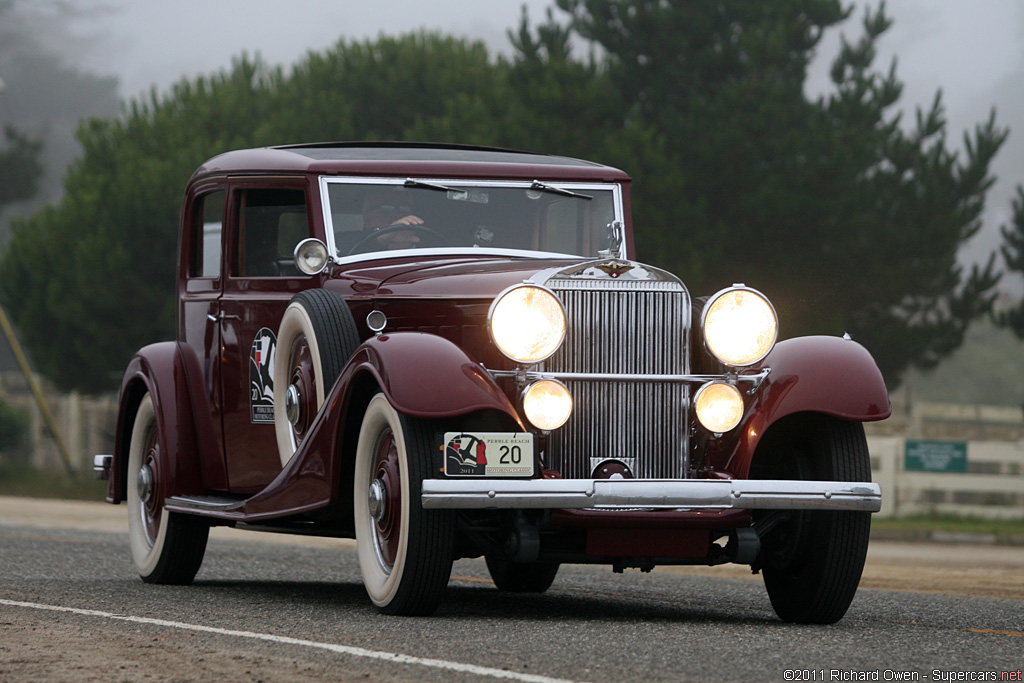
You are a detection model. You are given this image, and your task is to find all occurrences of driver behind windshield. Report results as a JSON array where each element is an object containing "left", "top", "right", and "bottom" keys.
[{"left": 359, "top": 188, "right": 424, "bottom": 250}]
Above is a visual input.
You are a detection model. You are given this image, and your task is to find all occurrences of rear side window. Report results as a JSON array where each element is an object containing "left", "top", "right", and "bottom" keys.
[
  {"left": 191, "top": 190, "right": 225, "bottom": 278},
  {"left": 234, "top": 188, "right": 310, "bottom": 277}
]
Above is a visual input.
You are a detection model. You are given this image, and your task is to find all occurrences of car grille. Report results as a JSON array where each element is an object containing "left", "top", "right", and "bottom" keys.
[{"left": 541, "top": 271, "right": 691, "bottom": 479}]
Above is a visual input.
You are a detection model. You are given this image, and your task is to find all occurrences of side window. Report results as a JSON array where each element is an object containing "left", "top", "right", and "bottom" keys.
[
  {"left": 234, "top": 188, "right": 310, "bottom": 277},
  {"left": 191, "top": 191, "right": 225, "bottom": 277}
]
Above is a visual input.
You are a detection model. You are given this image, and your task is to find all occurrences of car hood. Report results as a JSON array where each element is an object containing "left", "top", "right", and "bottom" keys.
[{"left": 340, "top": 255, "right": 587, "bottom": 300}]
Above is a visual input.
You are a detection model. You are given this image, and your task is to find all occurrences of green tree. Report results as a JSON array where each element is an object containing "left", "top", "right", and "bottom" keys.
[
  {"left": 0, "top": 6, "right": 1011, "bottom": 395},
  {"left": 996, "top": 184, "right": 1024, "bottom": 339},
  {"left": 543, "top": 0, "right": 1006, "bottom": 387},
  {"left": 0, "top": 35, "right": 508, "bottom": 393},
  {"left": 0, "top": 54, "right": 287, "bottom": 392}
]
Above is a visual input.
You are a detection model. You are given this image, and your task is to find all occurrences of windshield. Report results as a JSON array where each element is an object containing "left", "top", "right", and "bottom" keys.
[{"left": 320, "top": 178, "right": 622, "bottom": 259}]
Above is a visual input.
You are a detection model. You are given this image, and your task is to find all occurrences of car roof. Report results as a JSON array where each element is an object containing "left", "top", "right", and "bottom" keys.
[{"left": 190, "top": 142, "right": 631, "bottom": 183}]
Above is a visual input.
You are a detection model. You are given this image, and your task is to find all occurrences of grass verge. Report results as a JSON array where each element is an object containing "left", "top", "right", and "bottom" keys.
[
  {"left": 872, "top": 513, "right": 1024, "bottom": 538},
  {"left": 0, "top": 462, "right": 107, "bottom": 501}
]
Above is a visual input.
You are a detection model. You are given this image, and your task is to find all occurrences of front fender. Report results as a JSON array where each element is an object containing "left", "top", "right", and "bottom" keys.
[
  {"left": 239, "top": 331, "right": 523, "bottom": 520},
  {"left": 108, "top": 341, "right": 217, "bottom": 504},
  {"left": 754, "top": 336, "right": 891, "bottom": 424},
  {"left": 726, "top": 336, "right": 890, "bottom": 476},
  {"left": 344, "top": 331, "right": 523, "bottom": 425}
]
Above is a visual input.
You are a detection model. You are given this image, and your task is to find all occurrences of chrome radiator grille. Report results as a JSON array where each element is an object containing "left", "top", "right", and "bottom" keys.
[{"left": 541, "top": 276, "right": 691, "bottom": 479}]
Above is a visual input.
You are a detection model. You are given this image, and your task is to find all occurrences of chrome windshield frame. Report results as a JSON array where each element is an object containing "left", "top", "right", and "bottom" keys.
[{"left": 317, "top": 176, "right": 627, "bottom": 262}]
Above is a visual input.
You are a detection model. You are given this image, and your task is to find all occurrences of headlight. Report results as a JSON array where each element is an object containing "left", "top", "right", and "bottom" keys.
[
  {"left": 522, "top": 379, "right": 573, "bottom": 430},
  {"left": 701, "top": 285, "right": 777, "bottom": 367},
  {"left": 694, "top": 381, "right": 744, "bottom": 433},
  {"left": 489, "top": 285, "right": 566, "bottom": 363}
]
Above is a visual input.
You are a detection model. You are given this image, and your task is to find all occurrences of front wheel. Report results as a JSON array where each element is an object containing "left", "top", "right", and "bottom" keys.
[
  {"left": 353, "top": 393, "right": 455, "bottom": 615},
  {"left": 753, "top": 415, "right": 872, "bottom": 624},
  {"left": 126, "top": 394, "right": 209, "bottom": 584}
]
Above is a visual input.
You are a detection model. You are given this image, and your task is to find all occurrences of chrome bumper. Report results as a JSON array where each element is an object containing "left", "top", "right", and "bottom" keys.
[{"left": 421, "top": 478, "right": 882, "bottom": 512}]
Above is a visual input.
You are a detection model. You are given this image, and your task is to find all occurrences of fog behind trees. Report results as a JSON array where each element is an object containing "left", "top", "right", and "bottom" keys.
[{"left": 0, "top": 0, "right": 119, "bottom": 239}]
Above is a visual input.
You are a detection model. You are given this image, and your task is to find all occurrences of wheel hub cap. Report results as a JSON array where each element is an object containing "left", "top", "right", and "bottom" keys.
[
  {"left": 136, "top": 463, "right": 154, "bottom": 504},
  {"left": 368, "top": 478, "right": 387, "bottom": 522},
  {"left": 285, "top": 383, "right": 301, "bottom": 426}
]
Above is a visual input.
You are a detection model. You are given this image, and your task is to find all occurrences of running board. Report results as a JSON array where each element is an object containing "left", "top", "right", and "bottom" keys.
[{"left": 165, "top": 494, "right": 248, "bottom": 513}]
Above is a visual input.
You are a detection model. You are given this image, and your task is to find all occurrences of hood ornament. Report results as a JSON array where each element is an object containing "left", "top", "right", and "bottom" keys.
[
  {"left": 595, "top": 261, "right": 634, "bottom": 278},
  {"left": 597, "top": 220, "right": 623, "bottom": 258}
]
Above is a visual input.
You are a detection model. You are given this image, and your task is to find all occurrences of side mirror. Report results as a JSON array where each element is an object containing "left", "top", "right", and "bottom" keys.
[{"left": 293, "top": 238, "right": 330, "bottom": 275}]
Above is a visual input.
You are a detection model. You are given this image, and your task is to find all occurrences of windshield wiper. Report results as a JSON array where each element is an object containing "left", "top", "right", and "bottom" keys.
[
  {"left": 404, "top": 178, "right": 461, "bottom": 193},
  {"left": 530, "top": 180, "right": 592, "bottom": 200}
]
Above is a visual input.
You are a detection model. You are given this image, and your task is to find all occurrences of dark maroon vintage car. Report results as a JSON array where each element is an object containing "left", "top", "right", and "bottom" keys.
[{"left": 95, "top": 142, "right": 889, "bottom": 622}]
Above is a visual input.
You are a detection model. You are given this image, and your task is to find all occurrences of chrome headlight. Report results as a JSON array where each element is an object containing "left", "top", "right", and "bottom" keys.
[
  {"left": 489, "top": 285, "right": 566, "bottom": 363},
  {"left": 701, "top": 285, "right": 777, "bottom": 367}
]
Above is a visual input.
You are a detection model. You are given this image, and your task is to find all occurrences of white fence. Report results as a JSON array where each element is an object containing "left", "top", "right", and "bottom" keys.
[
  {"left": 868, "top": 437, "right": 1024, "bottom": 519},
  {"left": 0, "top": 373, "right": 118, "bottom": 473}
]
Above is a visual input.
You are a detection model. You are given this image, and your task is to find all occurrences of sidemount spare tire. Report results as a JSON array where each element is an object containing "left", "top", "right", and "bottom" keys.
[{"left": 274, "top": 289, "right": 360, "bottom": 467}]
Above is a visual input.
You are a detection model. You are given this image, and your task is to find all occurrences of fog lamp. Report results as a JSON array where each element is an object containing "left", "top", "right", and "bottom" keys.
[
  {"left": 522, "top": 379, "right": 573, "bottom": 431},
  {"left": 694, "top": 381, "right": 744, "bottom": 433}
]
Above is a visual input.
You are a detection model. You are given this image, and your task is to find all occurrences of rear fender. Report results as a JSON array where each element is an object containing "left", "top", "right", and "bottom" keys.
[
  {"left": 726, "top": 336, "right": 890, "bottom": 477},
  {"left": 108, "top": 342, "right": 221, "bottom": 504}
]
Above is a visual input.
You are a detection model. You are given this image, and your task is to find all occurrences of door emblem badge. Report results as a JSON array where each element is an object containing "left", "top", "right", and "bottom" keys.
[{"left": 249, "top": 328, "right": 277, "bottom": 423}]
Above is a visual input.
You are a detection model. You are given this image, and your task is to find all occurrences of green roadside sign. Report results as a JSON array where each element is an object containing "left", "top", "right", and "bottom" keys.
[{"left": 904, "top": 440, "right": 967, "bottom": 473}]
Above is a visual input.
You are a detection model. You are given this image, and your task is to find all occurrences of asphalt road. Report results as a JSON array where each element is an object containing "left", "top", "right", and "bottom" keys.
[{"left": 1, "top": 498, "right": 1021, "bottom": 683}]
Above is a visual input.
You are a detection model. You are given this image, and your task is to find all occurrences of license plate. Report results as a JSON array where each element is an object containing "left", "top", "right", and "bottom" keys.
[{"left": 443, "top": 432, "right": 534, "bottom": 477}]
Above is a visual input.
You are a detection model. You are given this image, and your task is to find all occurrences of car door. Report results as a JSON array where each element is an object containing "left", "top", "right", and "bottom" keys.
[
  {"left": 219, "top": 179, "right": 319, "bottom": 491},
  {"left": 178, "top": 183, "right": 230, "bottom": 490}
]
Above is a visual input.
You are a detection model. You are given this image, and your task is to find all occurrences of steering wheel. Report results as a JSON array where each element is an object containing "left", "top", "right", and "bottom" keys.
[{"left": 347, "top": 224, "right": 450, "bottom": 255}]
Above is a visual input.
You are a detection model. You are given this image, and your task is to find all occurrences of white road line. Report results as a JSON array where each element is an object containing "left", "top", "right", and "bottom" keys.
[{"left": 0, "top": 598, "right": 584, "bottom": 683}]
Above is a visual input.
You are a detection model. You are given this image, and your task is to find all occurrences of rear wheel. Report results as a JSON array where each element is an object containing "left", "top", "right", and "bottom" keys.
[
  {"left": 753, "top": 415, "right": 872, "bottom": 624},
  {"left": 126, "top": 394, "right": 209, "bottom": 584},
  {"left": 485, "top": 556, "right": 560, "bottom": 593},
  {"left": 353, "top": 393, "right": 455, "bottom": 615}
]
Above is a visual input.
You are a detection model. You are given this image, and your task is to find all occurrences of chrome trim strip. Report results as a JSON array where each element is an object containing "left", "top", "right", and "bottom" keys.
[
  {"left": 165, "top": 495, "right": 247, "bottom": 512},
  {"left": 319, "top": 176, "right": 626, "bottom": 261},
  {"left": 331, "top": 246, "right": 587, "bottom": 267},
  {"left": 421, "top": 479, "right": 882, "bottom": 513},
  {"left": 487, "top": 368, "right": 770, "bottom": 385}
]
